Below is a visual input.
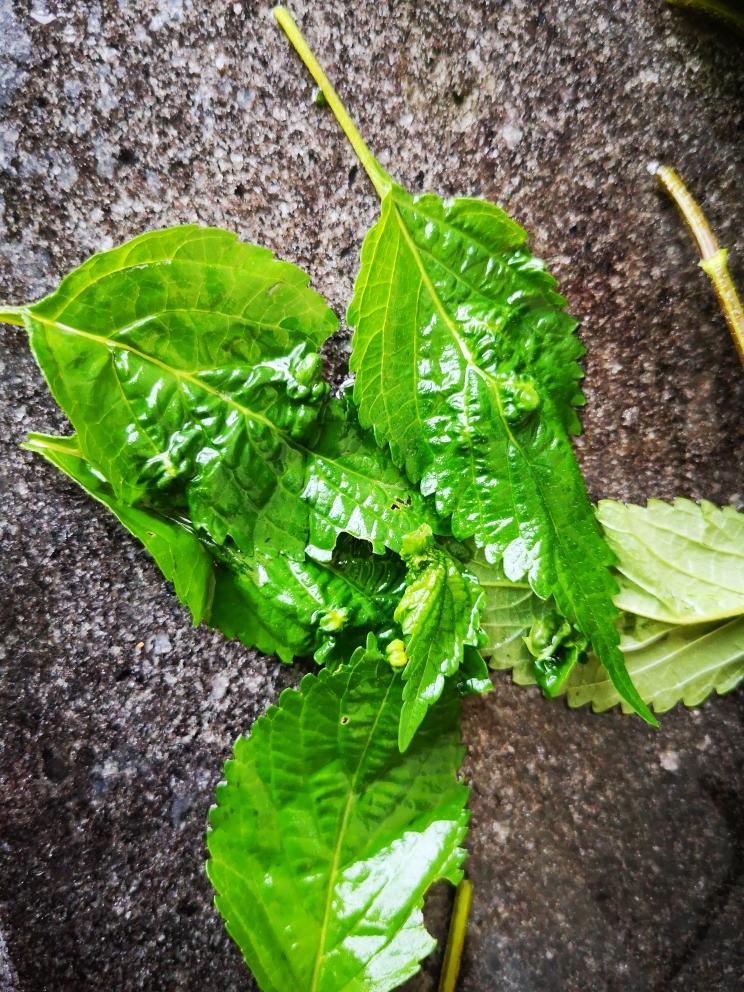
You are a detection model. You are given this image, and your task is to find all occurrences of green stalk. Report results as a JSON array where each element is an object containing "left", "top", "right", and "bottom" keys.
[
  {"left": 0, "top": 307, "right": 25, "bottom": 326},
  {"left": 666, "top": 0, "right": 744, "bottom": 32},
  {"left": 438, "top": 877, "right": 473, "bottom": 992},
  {"left": 656, "top": 165, "right": 744, "bottom": 365},
  {"left": 273, "top": 6, "right": 393, "bottom": 199}
]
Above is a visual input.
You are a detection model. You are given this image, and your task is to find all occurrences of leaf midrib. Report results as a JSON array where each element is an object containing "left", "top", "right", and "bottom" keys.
[
  {"left": 29, "top": 312, "right": 412, "bottom": 536},
  {"left": 309, "top": 671, "right": 397, "bottom": 992},
  {"left": 385, "top": 192, "right": 654, "bottom": 716},
  {"left": 389, "top": 199, "right": 616, "bottom": 638}
]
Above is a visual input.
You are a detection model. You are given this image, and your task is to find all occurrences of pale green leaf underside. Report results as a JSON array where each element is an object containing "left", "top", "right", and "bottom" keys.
[
  {"left": 597, "top": 498, "right": 744, "bottom": 624},
  {"left": 469, "top": 559, "right": 552, "bottom": 676},
  {"left": 348, "top": 187, "right": 653, "bottom": 723},
  {"left": 568, "top": 614, "right": 744, "bottom": 713},
  {"left": 483, "top": 582, "right": 744, "bottom": 712},
  {"left": 207, "top": 648, "right": 468, "bottom": 992},
  {"left": 474, "top": 499, "right": 744, "bottom": 713},
  {"left": 20, "top": 226, "right": 434, "bottom": 565},
  {"left": 25, "top": 433, "right": 405, "bottom": 664}
]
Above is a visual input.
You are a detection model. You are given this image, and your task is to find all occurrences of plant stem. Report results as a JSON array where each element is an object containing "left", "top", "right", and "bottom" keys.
[
  {"left": 0, "top": 307, "right": 25, "bottom": 326},
  {"left": 438, "top": 877, "right": 473, "bottom": 992},
  {"left": 656, "top": 165, "right": 744, "bottom": 365},
  {"left": 666, "top": 0, "right": 744, "bottom": 32},
  {"left": 273, "top": 6, "right": 393, "bottom": 200}
]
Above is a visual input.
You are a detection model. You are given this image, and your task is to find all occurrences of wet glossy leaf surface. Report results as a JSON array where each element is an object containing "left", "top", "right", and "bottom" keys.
[
  {"left": 395, "top": 525, "right": 485, "bottom": 750},
  {"left": 26, "top": 433, "right": 406, "bottom": 663},
  {"left": 207, "top": 646, "right": 468, "bottom": 992},
  {"left": 348, "top": 186, "right": 654, "bottom": 724},
  {"left": 19, "top": 227, "right": 435, "bottom": 564}
]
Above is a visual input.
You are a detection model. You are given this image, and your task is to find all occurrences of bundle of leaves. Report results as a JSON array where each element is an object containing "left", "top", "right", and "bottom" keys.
[{"left": 2, "top": 8, "right": 743, "bottom": 992}]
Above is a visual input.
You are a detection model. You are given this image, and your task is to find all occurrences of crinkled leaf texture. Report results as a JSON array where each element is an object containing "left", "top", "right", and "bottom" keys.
[
  {"left": 348, "top": 186, "right": 654, "bottom": 725},
  {"left": 473, "top": 499, "right": 744, "bottom": 713},
  {"left": 19, "top": 226, "right": 436, "bottom": 563},
  {"left": 207, "top": 645, "right": 468, "bottom": 992},
  {"left": 303, "top": 396, "right": 442, "bottom": 561},
  {"left": 597, "top": 498, "right": 744, "bottom": 624},
  {"left": 568, "top": 614, "right": 744, "bottom": 714},
  {"left": 25, "top": 433, "right": 405, "bottom": 664},
  {"left": 395, "top": 526, "right": 485, "bottom": 750},
  {"left": 469, "top": 558, "right": 552, "bottom": 676}
]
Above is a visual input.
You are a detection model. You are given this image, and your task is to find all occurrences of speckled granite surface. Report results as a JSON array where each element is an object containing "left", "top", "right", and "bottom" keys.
[{"left": 0, "top": 1, "right": 742, "bottom": 990}]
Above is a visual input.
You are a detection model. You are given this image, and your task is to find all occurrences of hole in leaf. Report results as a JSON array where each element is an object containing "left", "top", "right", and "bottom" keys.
[{"left": 340, "top": 715, "right": 350, "bottom": 726}]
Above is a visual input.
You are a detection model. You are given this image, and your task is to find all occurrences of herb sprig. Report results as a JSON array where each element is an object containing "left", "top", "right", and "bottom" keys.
[
  {"left": 1, "top": 8, "right": 743, "bottom": 992},
  {"left": 275, "top": 6, "right": 657, "bottom": 729}
]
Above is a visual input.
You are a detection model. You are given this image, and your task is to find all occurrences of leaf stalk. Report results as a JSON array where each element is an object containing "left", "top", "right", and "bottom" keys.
[
  {"left": 273, "top": 6, "right": 393, "bottom": 199},
  {"left": 656, "top": 165, "right": 744, "bottom": 365},
  {"left": 666, "top": 0, "right": 744, "bottom": 32},
  {"left": 438, "top": 877, "right": 473, "bottom": 992},
  {"left": 0, "top": 307, "right": 25, "bottom": 326}
]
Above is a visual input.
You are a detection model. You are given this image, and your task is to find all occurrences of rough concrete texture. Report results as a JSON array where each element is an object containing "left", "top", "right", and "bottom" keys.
[{"left": 0, "top": 0, "right": 742, "bottom": 990}]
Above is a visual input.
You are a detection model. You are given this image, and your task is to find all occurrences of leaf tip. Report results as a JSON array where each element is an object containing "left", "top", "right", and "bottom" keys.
[{"left": 398, "top": 717, "right": 415, "bottom": 754}]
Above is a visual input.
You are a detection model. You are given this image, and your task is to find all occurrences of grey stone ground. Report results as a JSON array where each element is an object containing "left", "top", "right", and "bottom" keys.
[{"left": 0, "top": 0, "right": 742, "bottom": 990}]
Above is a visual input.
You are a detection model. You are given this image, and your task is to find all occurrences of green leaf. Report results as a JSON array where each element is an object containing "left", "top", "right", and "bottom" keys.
[
  {"left": 207, "top": 644, "right": 469, "bottom": 992},
  {"left": 345, "top": 181, "right": 653, "bottom": 724},
  {"left": 567, "top": 613, "right": 744, "bottom": 714},
  {"left": 454, "top": 646, "right": 494, "bottom": 698},
  {"left": 523, "top": 612, "right": 588, "bottom": 698},
  {"left": 272, "top": 14, "right": 655, "bottom": 721},
  {"left": 24, "top": 433, "right": 406, "bottom": 664},
  {"left": 15, "top": 226, "right": 435, "bottom": 563},
  {"left": 469, "top": 556, "right": 552, "bottom": 683},
  {"left": 597, "top": 498, "right": 744, "bottom": 624},
  {"left": 302, "top": 396, "right": 443, "bottom": 561},
  {"left": 475, "top": 499, "right": 744, "bottom": 713},
  {"left": 23, "top": 227, "right": 334, "bottom": 506},
  {"left": 214, "top": 536, "right": 406, "bottom": 664},
  {"left": 394, "top": 525, "right": 485, "bottom": 750}
]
